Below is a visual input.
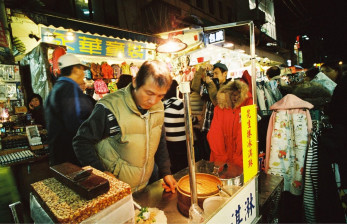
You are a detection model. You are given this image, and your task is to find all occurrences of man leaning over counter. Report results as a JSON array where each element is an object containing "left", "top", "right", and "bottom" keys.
[{"left": 73, "top": 60, "right": 177, "bottom": 193}]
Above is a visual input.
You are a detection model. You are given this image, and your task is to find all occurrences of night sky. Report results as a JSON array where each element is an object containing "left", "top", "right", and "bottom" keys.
[{"left": 275, "top": 0, "right": 347, "bottom": 65}]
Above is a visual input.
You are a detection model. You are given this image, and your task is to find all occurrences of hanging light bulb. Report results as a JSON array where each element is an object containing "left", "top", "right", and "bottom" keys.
[
  {"left": 66, "top": 31, "right": 74, "bottom": 41},
  {"left": 156, "top": 38, "right": 187, "bottom": 53}
]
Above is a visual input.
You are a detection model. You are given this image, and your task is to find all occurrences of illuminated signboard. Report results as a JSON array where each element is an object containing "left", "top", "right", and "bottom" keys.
[
  {"left": 241, "top": 104, "right": 258, "bottom": 183},
  {"left": 205, "top": 29, "right": 225, "bottom": 45},
  {"left": 41, "top": 27, "right": 147, "bottom": 60}
]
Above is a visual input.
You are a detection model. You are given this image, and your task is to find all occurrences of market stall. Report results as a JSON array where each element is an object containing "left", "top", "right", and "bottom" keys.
[
  {"left": 3, "top": 16, "right": 288, "bottom": 223},
  {"left": 3, "top": 13, "right": 160, "bottom": 222},
  {"left": 0, "top": 60, "right": 50, "bottom": 221},
  {"left": 149, "top": 20, "right": 284, "bottom": 223}
]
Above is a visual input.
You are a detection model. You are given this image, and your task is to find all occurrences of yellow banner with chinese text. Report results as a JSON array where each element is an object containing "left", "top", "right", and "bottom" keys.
[{"left": 241, "top": 104, "right": 258, "bottom": 183}]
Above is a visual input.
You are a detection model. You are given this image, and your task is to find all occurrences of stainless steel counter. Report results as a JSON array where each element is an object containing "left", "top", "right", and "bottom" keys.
[{"left": 133, "top": 160, "right": 284, "bottom": 223}]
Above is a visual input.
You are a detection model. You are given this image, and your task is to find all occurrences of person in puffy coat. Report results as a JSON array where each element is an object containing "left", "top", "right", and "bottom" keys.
[{"left": 207, "top": 80, "right": 253, "bottom": 171}]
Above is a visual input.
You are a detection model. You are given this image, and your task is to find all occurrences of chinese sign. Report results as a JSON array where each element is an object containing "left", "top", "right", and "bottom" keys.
[
  {"left": 0, "top": 21, "right": 9, "bottom": 48},
  {"left": 241, "top": 104, "right": 258, "bottom": 183},
  {"left": 41, "top": 27, "right": 147, "bottom": 60},
  {"left": 206, "top": 177, "right": 258, "bottom": 224},
  {"left": 205, "top": 29, "right": 225, "bottom": 45},
  {"left": 0, "top": 21, "right": 10, "bottom": 56}
]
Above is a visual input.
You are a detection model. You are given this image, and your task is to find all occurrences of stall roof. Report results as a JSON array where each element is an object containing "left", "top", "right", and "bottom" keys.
[{"left": 26, "top": 11, "right": 162, "bottom": 44}]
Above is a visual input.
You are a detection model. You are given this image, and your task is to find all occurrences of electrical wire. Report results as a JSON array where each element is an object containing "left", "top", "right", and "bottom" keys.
[
  {"left": 288, "top": 0, "right": 306, "bottom": 18},
  {"left": 280, "top": 0, "right": 303, "bottom": 19}
]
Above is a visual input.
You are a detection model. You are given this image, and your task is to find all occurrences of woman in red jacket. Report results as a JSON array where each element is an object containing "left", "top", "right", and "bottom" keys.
[{"left": 207, "top": 80, "right": 253, "bottom": 173}]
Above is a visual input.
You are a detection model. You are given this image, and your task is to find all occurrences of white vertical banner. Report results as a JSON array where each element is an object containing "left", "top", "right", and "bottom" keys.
[{"left": 206, "top": 178, "right": 258, "bottom": 224}]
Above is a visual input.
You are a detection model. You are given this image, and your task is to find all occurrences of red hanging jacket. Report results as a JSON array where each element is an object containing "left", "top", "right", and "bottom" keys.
[
  {"left": 52, "top": 47, "right": 66, "bottom": 77},
  {"left": 101, "top": 63, "right": 114, "bottom": 79}
]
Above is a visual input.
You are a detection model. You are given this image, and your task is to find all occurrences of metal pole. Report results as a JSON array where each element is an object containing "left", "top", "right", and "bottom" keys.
[
  {"left": 203, "top": 20, "right": 253, "bottom": 31},
  {"left": 164, "top": 20, "right": 252, "bottom": 36},
  {"left": 179, "top": 81, "right": 203, "bottom": 223},
  {"left": 181, "top": 82, "right": 197, "bottom": 204},
  {"left": 249, "top": 21, "right": 257, "bottom": 105}
]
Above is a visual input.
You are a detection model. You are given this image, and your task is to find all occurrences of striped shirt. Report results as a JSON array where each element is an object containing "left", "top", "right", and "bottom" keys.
[{"left": 163, "top": 97, "right": 186, "bottom": 142}]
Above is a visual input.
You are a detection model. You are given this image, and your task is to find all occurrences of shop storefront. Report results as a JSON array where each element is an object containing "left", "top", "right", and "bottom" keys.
[{"left": 0, "top": 11, "right": 161, "bottom": 222}]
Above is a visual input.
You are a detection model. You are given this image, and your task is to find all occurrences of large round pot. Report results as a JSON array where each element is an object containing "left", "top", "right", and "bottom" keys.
[
  {"left": 217, "top": 164, "right": 244, "bottom": 187},
  {"left": 177, "top": 173, "right": 222, "bottom": 217},
  {"left": 219, "top": 173, "right": 244, "bottom": 186}
]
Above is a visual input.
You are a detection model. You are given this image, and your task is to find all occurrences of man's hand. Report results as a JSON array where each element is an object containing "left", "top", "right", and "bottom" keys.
[
  {"left": 162, "top": 175, "right": 177, "bottom": 193},
  {"left": 205, "top": 76, "right": 213, "bottom": 84},
  {"left": 206, "top": 63, "right": 213, "bottom": 71}
]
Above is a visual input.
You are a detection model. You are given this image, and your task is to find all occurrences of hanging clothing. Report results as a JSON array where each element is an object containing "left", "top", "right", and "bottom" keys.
[
  {"left": 51, "top": 46, "right": 66, "bottom": 77},
  {"left": 241, "top": 70, "right": 253, "bottom": 98},
  {"left": 263, "top": 84, "right": 276, "bottom": 108},
  {"left": 91, "top": 63, "right": 102, "bottom": 79},
  {"left": 267, "top": 76, "right": 283, "bottom": 102},
  {"left": 108, "top": 81, "right": 118, "bottom": 93},
  {"left": 121, "top": 62, "right": 130, "bottom": 75},
  {"left": 303, "top": 127, "right": 321, "bottom": 223},
  {"left": 112, "top": 64, "right": 121, "bottom": 79},
  {"left": 256, "top": 81, "right": 277, "bottom": 111},
  {"left": 265, "top": 94, "right": 313, "bottom": 195},
  {"left": 311, "top": 72, "right": 337, "bottom": 95},
  {"left": 101, "top": 63, "right": 114, "bottom": 79},
  {"left": 256, "top": 83, "right": 267, "bottom": 111},
  {"left": 130, "top": 65, "right": 139, "bottom": 78}
]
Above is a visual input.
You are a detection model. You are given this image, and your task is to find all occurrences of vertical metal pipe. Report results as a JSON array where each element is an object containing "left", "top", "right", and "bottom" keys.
[
  {"left": 180, "top": 81, "right": 198, "bottom": 205},
  {"left": 249, "top": 21, "right": 257, "bottom": 105}
]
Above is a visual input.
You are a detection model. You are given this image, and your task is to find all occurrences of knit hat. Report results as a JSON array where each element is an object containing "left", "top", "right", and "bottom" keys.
[{"left": 213, "top": 62, "right": 228, "bottom": 72}]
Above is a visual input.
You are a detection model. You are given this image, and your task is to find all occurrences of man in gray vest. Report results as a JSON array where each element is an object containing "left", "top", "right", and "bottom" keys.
[{"left": 73, "top": 60, "right": 177, "bottom": 193}]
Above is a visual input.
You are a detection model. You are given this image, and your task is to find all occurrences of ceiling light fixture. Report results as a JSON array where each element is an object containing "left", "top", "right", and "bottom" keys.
[
  {"left": 223, "top": 42, "right": 234, "bottom": 48},
  {"left": 66, "top": 31, "right": 75, "bottom": 41},
  {"left": 156, "top": 38, "right": 187, "bottom": 53}
]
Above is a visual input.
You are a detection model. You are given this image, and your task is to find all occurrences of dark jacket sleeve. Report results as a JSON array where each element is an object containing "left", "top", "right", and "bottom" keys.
[
  {"left": 155, "top": 125, "right": 172, "bottom": 177},
  {"left": 73, "top": 104, "right": 110, "bottom": 171}
]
